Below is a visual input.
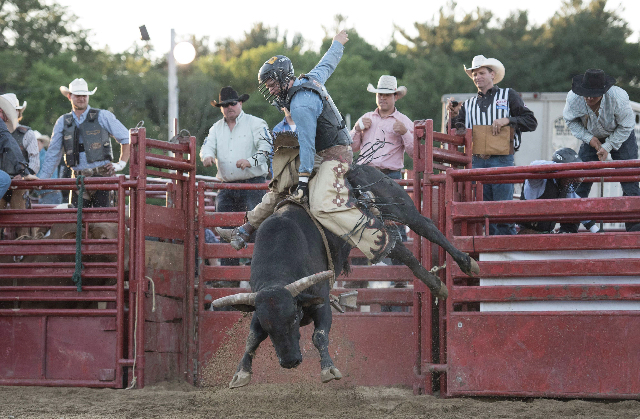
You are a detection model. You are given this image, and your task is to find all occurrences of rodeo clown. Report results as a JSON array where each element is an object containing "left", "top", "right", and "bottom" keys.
[
  {"left": 39, "top": 78, "right": 130, "bottom": 208},
  {"left": 218, "top": 30, "right": 396, "bottom": 263},
  {"left": 447, "top": 55, "right": 538, "bottom": 236}
]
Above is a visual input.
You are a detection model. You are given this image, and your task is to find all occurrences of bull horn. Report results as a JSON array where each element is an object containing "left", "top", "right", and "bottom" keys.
[
  {"left": 211, "top": 292, "right": 257, "bottom": 308},
  {"left": 285, "top": 270, "right": 334, "bottom": 297}
]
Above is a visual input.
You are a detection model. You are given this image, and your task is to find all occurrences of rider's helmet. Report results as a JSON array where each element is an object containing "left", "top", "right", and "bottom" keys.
[
  {"left": 552, "top": 147, "right": 581, "bottom": 164},
  {"left": 551, "top": 147, "right": 583, "bottom": 194},
  {"left": 258, "top": 55, "right": 295, "bottom": 108}
]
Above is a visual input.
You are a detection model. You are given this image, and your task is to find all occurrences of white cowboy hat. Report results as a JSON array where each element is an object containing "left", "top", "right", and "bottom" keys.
[
  {"left": 366, "top": 75, "right": 407, "bottom": 99},
  {"left": 59, "top": 78, "right": 97, "bottom": 97},
  {"left": 464, "top": 55, "right": 505, "bottom": 84},
  {"left": 0, "top": 95, "right": 19, "bottom": 132},
  {"left": 1, "top": 93, "right": 27, "bottom": 111}
]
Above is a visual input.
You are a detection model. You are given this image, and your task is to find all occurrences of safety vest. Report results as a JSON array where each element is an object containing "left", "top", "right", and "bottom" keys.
[
  {"left": 11, "top": 125, "right": 31, "bottom": 162},
  {"left": 286, "top": 76, "right": 351, "bottom": 153},
  {"left": 61, "top": 109, "right": 112, "bottom": 168}
]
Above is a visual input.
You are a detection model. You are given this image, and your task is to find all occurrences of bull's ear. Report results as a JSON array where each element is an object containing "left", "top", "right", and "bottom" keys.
[{"left": 297, "top": 293, "right": 325, "bottom": 307}]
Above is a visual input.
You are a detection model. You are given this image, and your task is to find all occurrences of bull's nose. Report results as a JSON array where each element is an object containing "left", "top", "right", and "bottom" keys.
[{"left": 281, "top": 358, "right": 302, "bottom": 369}]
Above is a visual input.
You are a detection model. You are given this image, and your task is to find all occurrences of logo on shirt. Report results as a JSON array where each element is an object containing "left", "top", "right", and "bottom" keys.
[{"left": 496, "top": 99, "right": 508, "bottom": 111}]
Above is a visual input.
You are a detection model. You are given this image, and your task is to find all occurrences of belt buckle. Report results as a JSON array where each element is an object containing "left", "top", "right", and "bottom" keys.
[{"left": 474, "top": 154, "right": 491, "bottom": 160}]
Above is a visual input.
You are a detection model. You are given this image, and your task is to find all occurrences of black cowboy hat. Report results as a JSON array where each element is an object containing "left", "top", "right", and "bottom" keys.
[
  {"left": 211, "top": 86, "right": 250, "bottom": 107},
  {"left": 571, "top": 69, "right": 616, "bottom": 97}
]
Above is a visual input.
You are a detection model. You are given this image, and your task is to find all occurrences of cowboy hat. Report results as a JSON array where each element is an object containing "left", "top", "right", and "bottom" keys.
[
  {"left": 571, "top": 69, "right": 616, "bottom": 97},
  {"left": 464, "top": 55, "right": 505, "bottom": 84},
  {"left": 1, "top": 93, "right": 27, "bottom": 111},
  {"left": 211, "top": 86, "right": 250, "bottom": 107},
  {"left": 59, "top": 78, "right": 97, "bottom": 97},
  {"left": 0, "top": 95, "right": 19, "bottom": 132},
  {"left": 367, "top": 75, "right": 407, "bottom": 99}
]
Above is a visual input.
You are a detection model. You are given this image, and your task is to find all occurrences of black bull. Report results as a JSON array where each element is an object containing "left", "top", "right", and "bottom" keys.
[{"left": 211, "top": 164, "right": 479, "bottom": 388}]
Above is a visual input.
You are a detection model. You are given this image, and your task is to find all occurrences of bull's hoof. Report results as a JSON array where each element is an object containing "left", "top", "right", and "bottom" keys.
[
  {"left": 460, "top": 253, "right": 480, "bottom": 277},
  {"left": 321, "top": 367, "right": 342, "bottom": 383},
  {"left": 229, "top": 370, "right": 252, "bottom": 388},
  {"left": 435, "top": 281, "right": 449, "bottom": 300}
]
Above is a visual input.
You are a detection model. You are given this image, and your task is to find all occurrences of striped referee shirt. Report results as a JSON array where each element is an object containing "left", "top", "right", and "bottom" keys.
[
  {"left": 562, "top": 86, "right": 635, "bottom": 153},
  {"left": 452, "top": 86, "right": 538, "bottom": 133}
]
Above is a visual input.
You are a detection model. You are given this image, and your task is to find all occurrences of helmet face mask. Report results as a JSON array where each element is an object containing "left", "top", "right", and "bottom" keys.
[
  {"left": 558, "top": 177, "right": 583, "bottom": 195},
  {"left": 258, "top": 55, "right": 294, "bottom": 108}
]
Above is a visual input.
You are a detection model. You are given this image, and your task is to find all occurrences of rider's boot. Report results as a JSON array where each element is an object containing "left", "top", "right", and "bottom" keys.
[{"left": 216, "top": 223, "right": 256, "bottom": 251}]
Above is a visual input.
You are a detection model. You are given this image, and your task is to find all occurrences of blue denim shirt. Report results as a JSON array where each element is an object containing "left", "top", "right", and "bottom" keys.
[
  {"left": 273, "top": 117, "right": 295, "bottom": 134},
  {"left": 290, "top": 41, "right": 344, "bottom": 174},
  {"left": 40, "top": 106, "right": 129, "bottom": 178}
]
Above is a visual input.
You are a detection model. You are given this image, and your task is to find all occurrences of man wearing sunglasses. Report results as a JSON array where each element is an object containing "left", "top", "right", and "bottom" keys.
[{"left": 200, "top": 86, "right": 271, "bottom": 268}]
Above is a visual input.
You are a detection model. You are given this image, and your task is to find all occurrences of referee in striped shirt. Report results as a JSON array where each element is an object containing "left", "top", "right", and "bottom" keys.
[
  {"left": 563, "top": 69, "right": 640, "bottom": 231},
  {"left": 448, "top": 55, "right": 537, "bottom": 235}
]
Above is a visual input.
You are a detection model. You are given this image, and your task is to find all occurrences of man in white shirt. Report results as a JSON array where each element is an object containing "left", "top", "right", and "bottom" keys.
[{"left": 200, "top": 86, "right": 271, "bottom": 266}]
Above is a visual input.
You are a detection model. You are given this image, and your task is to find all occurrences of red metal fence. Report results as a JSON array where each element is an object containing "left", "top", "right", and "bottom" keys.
[
  {"left": 442, "top": 159, "right": 640, "bottom": 398},
  {"left": 3, "top": 119, "right": 640, "bottom": 398}
]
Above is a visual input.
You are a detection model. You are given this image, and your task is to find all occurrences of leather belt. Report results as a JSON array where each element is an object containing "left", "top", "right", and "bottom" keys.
[
  {"left": 73, "top": 165, "right": 111, "bottom": 177},
  {"left": 78, "top": 143, "right": 85, "bottom": 152},
  {"left": 473, "top": 154, "right": 491, "bottom": 159}
]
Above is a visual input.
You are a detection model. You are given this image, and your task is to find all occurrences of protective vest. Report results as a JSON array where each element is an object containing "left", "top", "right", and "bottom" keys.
[
  {"left": 61, "top": 109, "right": 112, "bottom": 168},
  {"left": 11, "top": 125, "right": 31, "bottom": 162},
  {"left": 463, "top": 88, "right": 521, "bottom": 151},
  {"left": 286, "top": 76, "right": 351, "bottom": 153}
]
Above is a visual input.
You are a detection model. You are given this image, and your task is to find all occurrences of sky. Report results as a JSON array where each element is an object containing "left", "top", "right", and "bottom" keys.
[{"left": 47, "top": 0, "right": 639, "bottom": 58}]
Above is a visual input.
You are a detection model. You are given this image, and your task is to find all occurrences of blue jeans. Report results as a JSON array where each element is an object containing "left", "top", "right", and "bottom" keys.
[
  {"left": 473, "top": 155, "right": 516, "bottom": 235},
  {"left": 576, "top": 130, "right": 640, "bottom": 231},
  {"left": 0, "top": 170, "right": 10, "bottom": 198},
  {"left": 216, "top": 176, "right": 266, "bottom": 266}
]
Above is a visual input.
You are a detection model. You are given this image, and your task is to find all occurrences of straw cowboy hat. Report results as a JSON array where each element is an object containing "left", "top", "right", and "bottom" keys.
[
  {"left": 367, "top": 75, "right": 407, "bottom": 99},
  {"left": 0, "top": 95, "right": 19, "bottom": 132},
  {"left": 1, "top": 93, "right": 27, "bottom": 112},
  {"left": 464, "top": 55, "right": 505, "bottom": 84},
  {"left": 211, "top": 86, "right": 250, "bottom": 107},
  {"left": 59, "top": 78, "right": 97, "bottom": 97},
  {"left": 571, "top": 69, "right": 616, "bottom": 97}
]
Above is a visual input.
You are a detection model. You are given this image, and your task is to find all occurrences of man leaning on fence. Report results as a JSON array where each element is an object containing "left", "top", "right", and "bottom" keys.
[
  {"left": 563, "top": 68, "right": 640, "bottom": 232},
  {"left": 39, "top": 78, "right": 130, "bottom": 208}
]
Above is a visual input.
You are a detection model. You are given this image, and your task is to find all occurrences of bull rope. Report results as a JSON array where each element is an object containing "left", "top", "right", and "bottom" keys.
[
  {"left": 126, "top": 276, "right": 157, "bottom": 390},
  {"left": 71, "top": 176, "right": 85, "bottom": 292},
  {"left": 278, "top": 199, "right": 336, "bottom": 288}
]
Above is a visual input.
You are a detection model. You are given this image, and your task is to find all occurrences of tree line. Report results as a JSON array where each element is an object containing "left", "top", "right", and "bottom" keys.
[{"left": 1, "top": 0, "right": 638, "bottom": 175}]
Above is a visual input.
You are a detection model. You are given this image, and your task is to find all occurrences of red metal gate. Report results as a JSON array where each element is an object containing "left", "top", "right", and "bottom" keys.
[
  {"left": 0, "top": 178, "right": 128, "bottom": 387},
  {"left": 0, "top": 127, "right": 197, "bottom": 388}
]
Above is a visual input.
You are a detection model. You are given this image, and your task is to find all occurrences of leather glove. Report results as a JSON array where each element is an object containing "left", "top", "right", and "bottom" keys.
[
  {"left": 292, "top": 179, "right": 309, "bottom": 202},
  {"left": 112, "top": 160, "right": 127, "bottom": 172}
]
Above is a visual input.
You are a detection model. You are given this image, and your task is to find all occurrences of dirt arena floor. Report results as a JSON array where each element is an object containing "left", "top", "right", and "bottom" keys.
[{"left": 1, "top": 382, "right": 640, "bottom": 419}]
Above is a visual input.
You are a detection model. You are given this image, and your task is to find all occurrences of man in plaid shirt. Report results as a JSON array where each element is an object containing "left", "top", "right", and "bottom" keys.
[{"left": 563, "top": 68, "right": 640, "bottom": 231}]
